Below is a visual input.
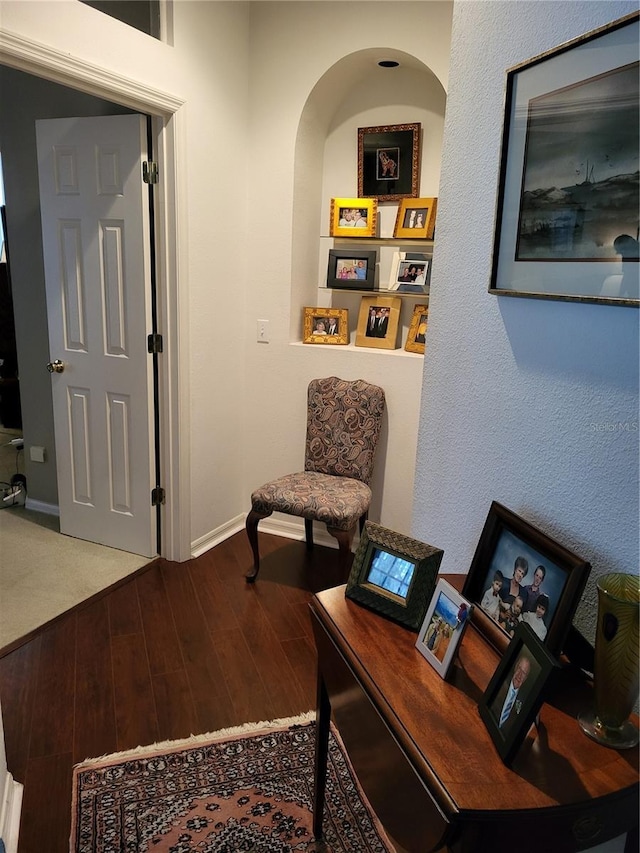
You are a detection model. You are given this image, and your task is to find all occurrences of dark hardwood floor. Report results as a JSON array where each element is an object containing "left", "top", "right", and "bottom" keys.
[{"left": 0, "top": 530, "right": 349, "bottom": 853}]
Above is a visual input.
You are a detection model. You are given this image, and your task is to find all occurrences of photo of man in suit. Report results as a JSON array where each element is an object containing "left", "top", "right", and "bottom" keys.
[{"left": 491, "top": 653, "right": 534, "bottom": 739}]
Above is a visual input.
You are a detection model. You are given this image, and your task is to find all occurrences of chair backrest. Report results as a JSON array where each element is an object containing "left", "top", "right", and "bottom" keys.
[{"left": 304, "top": 376, "right": 385, "bottom": 485}]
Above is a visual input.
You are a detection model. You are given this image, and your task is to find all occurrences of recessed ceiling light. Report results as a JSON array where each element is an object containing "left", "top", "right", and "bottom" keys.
[{"left": 378, "top": 60, "right": 399, "bottom": 68}]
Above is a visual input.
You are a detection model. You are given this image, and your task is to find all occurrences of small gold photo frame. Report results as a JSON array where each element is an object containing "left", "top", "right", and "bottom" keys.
[
  {"left": 393, "top": 197, "right": 437, "bottom": 239},
  {"left": 303, "top": 307, "right": 349, "bottom": 345},
  {"left": 405, "top": 304, "right": 429, "bottom": 354},
  {"left": 330, "top": 197, "right": 378, "bottom": 238},
  {"left": 355, "top": 295, "right": 402, "bottom": 350}
]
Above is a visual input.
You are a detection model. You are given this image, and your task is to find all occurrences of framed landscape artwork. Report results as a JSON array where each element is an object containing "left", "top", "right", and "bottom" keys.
[
  {"left": 490, "top": 12, "right": 639, "bottom": 305},
  {"left": 357, "top": 123, "right": 421, "bottom": 201}
]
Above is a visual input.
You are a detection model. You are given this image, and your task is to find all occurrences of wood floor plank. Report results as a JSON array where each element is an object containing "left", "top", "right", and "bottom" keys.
[
  {"left": 281, "top": 634, "right": 317, "bottom": 704},
  {"left": 0, "top": 637, "right": 40, "bottom": 783},
  {"left": 111, "top": 633, "right": 159, "bottom": 751},
  {"left": 188, "top": 556, "right": 241, "bottom": 636},
  {"left": 74, "top": 598, "right": 117, "bottom": 764},
  {"left": 107, "top": 575, "right": 143, "bottom": 636},
  {"left": 152, "top": 668, "right": 199, "bottom": 741},
  {"left": 28, "top": 615, "right": 76, "bottom": 759},
  {"left": 19, "top": 753, "right": 72, "bottom": 853},
  {"left": 214, "top": 626, "right": 277, "bottom": 723},
  {"left": 135, "top": 561, "right": 183, "bottom": 675}
]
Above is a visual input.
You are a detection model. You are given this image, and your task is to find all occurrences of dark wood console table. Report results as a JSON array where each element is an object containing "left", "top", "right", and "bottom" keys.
[{"left": 310, "top": 583, "right": 639, "bottom": 853}]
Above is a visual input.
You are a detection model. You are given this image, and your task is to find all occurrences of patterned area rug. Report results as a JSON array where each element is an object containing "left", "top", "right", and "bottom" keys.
[{"left": 71, "top": 713, "right": 395, "bottom": 852}]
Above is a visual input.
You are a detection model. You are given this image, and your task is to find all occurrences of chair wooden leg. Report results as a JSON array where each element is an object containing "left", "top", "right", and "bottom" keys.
[
  {"left": 358, "top": 513, "right": 368, "bottom": 537},
  {"left": 304, "top": 518, "right": 314, "bottom": 551},
  {"left": 327, "top": 526, "right": 355, "bottom": 580},
  {"left": 245, "top": 508, "right": 272, "bottom": 582}
]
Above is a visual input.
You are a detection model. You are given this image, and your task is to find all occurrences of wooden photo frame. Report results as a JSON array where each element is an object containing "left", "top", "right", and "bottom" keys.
[
  {"left": 345, "top": 521, "right": 444, "bottom": 631},
  {"left": 388, "top": 252, "right": 430, "bottom": 294},
  {"left": 462, "top": 501, "right": 591, "bottom": 656},
  {"left": 355, "top": 295, "right": 402, "bottom": 350},
  {"left": 489, "top": 12, "right": 639, "bottom": 306},
  {"left": 415, "top": 579, "right": 473, "bottom": 679},
  {"left": 479, "top": 623, "right": 559, "bottom": 766},
  {"left": 405, "top": 305, "right": 429, "bottom": 354},
  {"left": 327, "top": 248, "right": 377, "bottom": 291},
  {"left": 357, "top": 123, "right": 421, "bottom": 201},
  {"left": 302, "top": 307, "right": 348, "bottom": 345},
  {"left": 329, "top": 197, "right": 378, "bottom": 238},
  {"left": 393, "top": 197, "right": 437, "bottom": 239}
]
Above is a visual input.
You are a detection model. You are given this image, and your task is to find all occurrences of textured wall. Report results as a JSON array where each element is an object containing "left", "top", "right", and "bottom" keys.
[{"left": 413, "top": 0, "right": 639, "bottom": 646}]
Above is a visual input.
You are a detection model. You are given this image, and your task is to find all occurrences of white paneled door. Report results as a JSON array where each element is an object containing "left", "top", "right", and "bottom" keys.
[{"left": 36, "top": 114, "right": 156, "bottom": 558}]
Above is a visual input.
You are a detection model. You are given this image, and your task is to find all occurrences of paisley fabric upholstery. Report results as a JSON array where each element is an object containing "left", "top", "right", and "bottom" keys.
[
  {"left": 250, "top": 377, "right": 385, "bottom": 532},
  {"left": 251, "top": 471, "right": 372, "bottom": 531},
  {"left": 304, "top": 376, "right": 385, "bottom": 484}
]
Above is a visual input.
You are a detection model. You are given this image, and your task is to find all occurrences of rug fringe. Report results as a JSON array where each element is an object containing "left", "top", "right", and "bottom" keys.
[{"left": 74, "top": 709, "right": 316, "bottom": 771}]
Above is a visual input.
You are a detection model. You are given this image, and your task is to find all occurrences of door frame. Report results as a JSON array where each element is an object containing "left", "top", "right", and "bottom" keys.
[{"left": 0, "top": 29, "right": 191, "bottom": 562}]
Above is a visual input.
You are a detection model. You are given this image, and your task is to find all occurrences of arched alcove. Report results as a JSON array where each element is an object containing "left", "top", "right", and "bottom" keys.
[{"left": 291, "top": 48, "right": 447, "bottom": 341}]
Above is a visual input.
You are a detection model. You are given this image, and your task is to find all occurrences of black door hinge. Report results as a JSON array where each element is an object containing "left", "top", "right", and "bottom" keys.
[
  {"left": 151, "top": 487, "right": 166, "bottom": 506},
  {"left": 143, "top": 161, "right": 159, "bottom": 184},
  {"left": 148, "top": 333, "right": 163, "bottom": 354}
]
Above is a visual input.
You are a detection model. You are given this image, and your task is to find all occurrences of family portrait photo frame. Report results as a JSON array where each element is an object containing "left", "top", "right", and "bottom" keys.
[
  {"left": 357, "top": 123, "right": 421, "bottom": 201},
  {"left": 330, "top": 197, "right": 378, "bottom": 238},
  {"left": 415, "top": 579, "right": 473, "bottom": 679},
  {"left": 393, "top": 197, "right": 437, "bottom": 239},
  {"left": 326, "top": 248, "right": 377, "bottom": 291},
  {"left": 462, "top": 501, "right": 591, "bottom": 656},
  {"left": 489, "top": 12, "right": 639, "bottom": 306},
  {"left": 388, "top": 252, "right": 430, "bottom": 294},
  {"left": 345, "top": 521, "right": 444, "bottom": 631},
  {"left": 355, "top": 295, "right": 402, "bottom": 350},
  {"left": 302, "top": 307, "right": 348, "bottom": 345},
  {"left": 478, "top": 622, "right": 559, "bottom": 766},
  {"left": 405, "top": 304, "right": 429, "bottom": 354}
]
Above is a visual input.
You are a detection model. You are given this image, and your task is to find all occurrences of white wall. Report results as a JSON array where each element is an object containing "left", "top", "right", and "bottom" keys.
[{"left": 413, "top": 0, "right": 639, "bottom": 645}]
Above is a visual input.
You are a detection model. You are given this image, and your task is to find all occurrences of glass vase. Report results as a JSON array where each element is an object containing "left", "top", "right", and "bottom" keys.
[{"left": 578, "top": 572, "right": 639, "bottom": 749}]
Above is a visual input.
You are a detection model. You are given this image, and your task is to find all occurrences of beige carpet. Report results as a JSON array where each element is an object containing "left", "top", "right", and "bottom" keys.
[{"left": 0, "top": 505, "right": 150, "bottom": 649}]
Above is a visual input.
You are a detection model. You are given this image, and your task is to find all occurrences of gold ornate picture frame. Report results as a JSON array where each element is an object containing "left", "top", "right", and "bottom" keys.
[
  {"left": 303, "top": 307, "right": 348, "bottom": 345},
  {"left": 358, "top": 123, "right": 421, "bottom": 201},
  {"left": 405, "top": 304, "right": 429, "bottom": 354},
  {"left": 355, "top": 294, "right": 402, "bottom": 350},
  {"left": 329, "top": 197, "right": 378, "bottom": 238},
  {"left": 394, "top": 197, "right": 437, "bottom": 239}
]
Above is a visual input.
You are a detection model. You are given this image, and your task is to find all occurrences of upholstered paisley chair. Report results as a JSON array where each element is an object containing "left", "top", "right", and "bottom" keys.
[{"left": 245, "top": 376, "right": 386, "bottom": 582}]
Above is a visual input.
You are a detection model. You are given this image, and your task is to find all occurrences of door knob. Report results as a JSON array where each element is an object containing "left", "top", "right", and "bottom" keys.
[{"left": 47, "top": 359, "right": 65, "bottom": 374}]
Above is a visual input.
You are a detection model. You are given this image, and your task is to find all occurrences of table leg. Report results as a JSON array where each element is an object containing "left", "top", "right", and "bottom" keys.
[{"left": 313, "top": 669, "right": 331, "bottom": 840}]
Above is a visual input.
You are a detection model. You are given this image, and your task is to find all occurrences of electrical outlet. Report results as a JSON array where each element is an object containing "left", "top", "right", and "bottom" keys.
[{"left": 257, "top": 319, "right": 269, "bottom": 343}]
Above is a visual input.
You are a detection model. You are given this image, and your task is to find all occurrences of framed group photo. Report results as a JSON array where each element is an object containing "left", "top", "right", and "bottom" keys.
[
  {"left": 329, "top": 197, "right": 378, "bottom": 238},
  {"left": 388, "top": 251, "right": 430, "bottom": 293},
  {"left": 490, "top": 12, "right": 639, "bottom": 305},
  {"left": 326, "top": 248, "right": 377, "bottom": 291},
  {"left": 415, "top": 579, "right": 473, "bottom": 679},
  {"left": 357, "top": 123, "right": 421, "bottom": 201},
  {"left": 355, "top": 295, "right": 402, "bottom": 350},
  {"left": 394, "top": 197, "right": 437, "bottom": 239},
  {"left": 345, "top": 521, "right": 444, "bottom": 631},
  {"left": 462, "top": 501, "right": 591, "bottom": 655},
  {"left": 405, "top": 305, "right": 429, "bottom": 354},
  {"left": 302, "top": 307, "right": 348, "bottom": 345},
  {"left": 479, "top": 623, "right": 559, "bottom": 766}
]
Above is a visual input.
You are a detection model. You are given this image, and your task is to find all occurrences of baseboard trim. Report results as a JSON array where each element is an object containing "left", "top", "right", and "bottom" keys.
[
  {"left": 24, "top": 498, "right": 59, "bottom": 516},
  {"left": 190, "top": 513, "right": 341, "bottom": 558},
  {"left": 0, "top": 770, "right": 23, "bottom": 853}
]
